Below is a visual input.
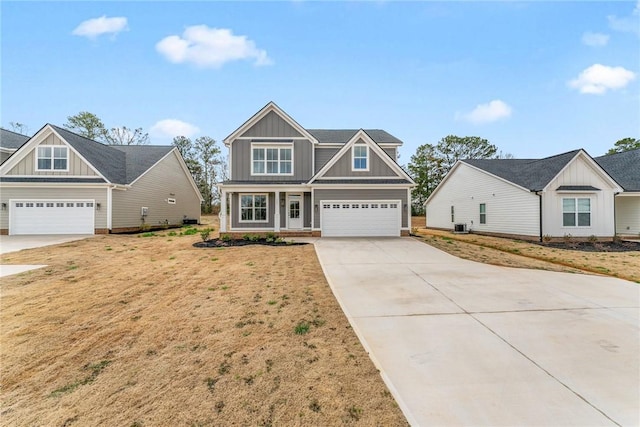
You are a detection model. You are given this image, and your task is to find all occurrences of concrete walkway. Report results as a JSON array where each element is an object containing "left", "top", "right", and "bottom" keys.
[
  {"left": 313, "top": 237, "right": 639, "bottom": 426},
  {"left": 0, "top": 235, "right": 92, "bottom": 278}
]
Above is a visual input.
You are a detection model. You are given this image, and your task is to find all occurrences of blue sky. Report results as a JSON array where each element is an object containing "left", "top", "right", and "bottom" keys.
[{"left": 2, "top": 1, "right": 638, "bottom": 161}]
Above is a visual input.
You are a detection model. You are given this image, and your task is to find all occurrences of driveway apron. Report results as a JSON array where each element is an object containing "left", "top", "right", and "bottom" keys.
[{"left": 313, "top": 237, "right": 639, "bottom": 426}]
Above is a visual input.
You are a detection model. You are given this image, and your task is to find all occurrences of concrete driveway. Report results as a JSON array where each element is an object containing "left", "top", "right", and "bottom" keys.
[
  {"left": 0, "top": 234, "right": 93, "bottom": 278},
  {"left": 313, "top": 237, "right": 639, "bottom": 427}
]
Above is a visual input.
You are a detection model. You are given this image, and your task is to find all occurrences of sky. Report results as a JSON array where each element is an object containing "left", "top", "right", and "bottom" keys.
[{"left": 2, "top": 1, "right": 639, "bottom": 162}]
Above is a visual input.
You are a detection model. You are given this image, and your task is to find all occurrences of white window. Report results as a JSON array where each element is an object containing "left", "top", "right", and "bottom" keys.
[
  {"left": 252, "top": 145, "right": 293, "bottom": 175},
  {"left": 352, "top": 145, "right": 369, "bottom": 171},
  {"left": 240, "top": 194, "right": 268, "bottom": 222},
  {"left": 37, "top": 146, "right": 68, "bottom": 171},
  {"left": 563, "top": 198, "right": 591, "bottom": 227},
  {"left": 451, "top": 206, "right": 455, "bottom": 222},
  {"left": 167, "top": 198, "right": 176, "bottom": 205},
  {"left": 479, "top": 203, "right": 486, "bottom": 224},
  {"left": 46, "top": 202, "right": 54, "bottom": 207}
]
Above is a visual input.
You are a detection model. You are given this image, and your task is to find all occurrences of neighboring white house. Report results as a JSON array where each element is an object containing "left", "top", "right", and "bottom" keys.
[{"left": 424, "top": 149, "right": 640, "bottom": 240}]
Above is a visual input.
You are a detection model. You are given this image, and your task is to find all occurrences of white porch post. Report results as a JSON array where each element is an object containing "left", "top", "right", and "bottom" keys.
[
  {"left": 274, "top": 191, "right": 281, "bottom": 232},
  {"left": 220, "top": 190, "right": 227, "bottom": 232}
]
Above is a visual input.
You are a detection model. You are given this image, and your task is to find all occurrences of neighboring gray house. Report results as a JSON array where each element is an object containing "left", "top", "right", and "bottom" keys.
[
  {"left": 1, "top": 128, "right": 30, "bottom": 164},
  {"left": 218, "top": 102, "right": 415, "bottom": 237},
  {"left": 0, "top": 124, "right": 203, "bottom": 235}
]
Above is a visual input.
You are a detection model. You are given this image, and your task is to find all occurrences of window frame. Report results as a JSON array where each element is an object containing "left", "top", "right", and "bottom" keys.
[
  {"left": 239, "top": 194, "right": 269, "bottom": 223},
  {"left": 451, "top": 206, "right": 455, "bottom": 223},
  {"left": 479, "top": 203, "right": 487, "bottom": 225},
  {"left": 36, "top": 145, "right": 69, "bottom": 172},
  {"left": 352, "top": 145, "right": 369, "bottom": 172},
  {"left": 562, "top": 197, "right": 591, "bottom": 227},
  {"left": 251, "top": 144, "right": 294, "bottom": 176}
]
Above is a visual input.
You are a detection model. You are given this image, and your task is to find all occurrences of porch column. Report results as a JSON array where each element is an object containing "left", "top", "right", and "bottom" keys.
[
  {"left": 220, "top": 190, "right": 227, "bottom": 232},
  {"left": 274, "top": 191, "right": 281, "bottom": 232}
]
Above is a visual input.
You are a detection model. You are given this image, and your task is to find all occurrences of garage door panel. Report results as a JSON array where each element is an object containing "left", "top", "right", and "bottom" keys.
[
  {"left": 10, "top": 200, "right": 95, "bottom": 235},
  {"left": 321, "top": 200, "right": 400, "bottom": 237}
]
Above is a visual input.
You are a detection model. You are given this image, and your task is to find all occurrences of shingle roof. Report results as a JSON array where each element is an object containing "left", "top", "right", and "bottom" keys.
[
  {"left": 464, "top": 150, "right": 581, "bottom": 191},
  {"left": 314, "top": 179, "right": 411, "bottom": 184},
  {"left": 0, "top": 128, "right": 30, "bottom": 150},
  {"left": 307, "top": 129, "right": 402, "bottom": 145},
  {"left": 50, "top": 125, "right": 173, "bottom": 185},
  {"left": 594, "top": 148, "right": 640, "bottom": 192},
  {"left": 222, "top": 180, "right": 307, "bottom": 185}
]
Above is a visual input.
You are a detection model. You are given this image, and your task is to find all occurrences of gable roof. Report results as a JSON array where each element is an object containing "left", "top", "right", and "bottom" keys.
[
  {"left": 1, "top": 128, "right": 30, "bottom": 150},
  {"left": 464, "top": 150, "right": 582, "bottom": 191},
  {"left": 307, "top": 129, "right": 402, "bottom": 145},
  {"left": 595, "top": 148, "right": 640, "bottom": 192}
]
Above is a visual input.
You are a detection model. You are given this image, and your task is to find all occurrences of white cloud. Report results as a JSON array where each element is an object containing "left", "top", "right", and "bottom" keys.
[
  {"left": 150, "top": 119, "right": 200, "bottom": 139},
  {"left": 72, "top": 16, "right": 128, "bottom": 39},
  {"left": 457, "top": 100, "right": 512, "bottom": 124},
  {"left": 607, "top": 1, "right": 640, "bottom": 36},
  {"left": 156, "top": 25, "right": 273, "bottom": 68},
  {"left": 568, "top": 64, "right": 636, "bottom": 94},
  {"left": 581, "top": 32, "right": 609, "bottom": 47}
]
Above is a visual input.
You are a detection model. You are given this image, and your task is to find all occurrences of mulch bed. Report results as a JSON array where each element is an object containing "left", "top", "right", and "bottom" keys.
[
  {"left": 537, "top": 241, "right": 640, "bottom": 253},
  {"left": 194, "top": 238, "right": 308, "bottom": 248}
]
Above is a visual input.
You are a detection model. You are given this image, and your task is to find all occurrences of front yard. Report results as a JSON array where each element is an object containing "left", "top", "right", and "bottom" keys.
[{"left": 0, "top": 222, "right": 407, "bottom": 426}]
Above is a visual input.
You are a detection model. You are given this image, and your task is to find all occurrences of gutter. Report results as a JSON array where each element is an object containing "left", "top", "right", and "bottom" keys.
[{"left": 534, "top": 190, "right": 543, "bottom": 242}]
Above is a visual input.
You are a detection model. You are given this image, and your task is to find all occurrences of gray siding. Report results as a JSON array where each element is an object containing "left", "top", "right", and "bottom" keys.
[
  {"left": 1, "top": 151, "right": 12, "bottom": 164},
  {"left": 304, "top": 192, "right": 312, "bottom": 228},
  {"left": 323, "top": 141, "right": 397, "bottom": 177},
  {"left": 231, "top": 192, "right": 276, "bottom": 229},
  {"left": 314, "top": 147, "right": 340, "bottom": 173},
  {"left": 240, "top": 111, "right": 303, "bottom": 138},
  {"left": 112, "top": 151, "right": 201, "bottom": 229},
  {"left": 7, "top": 135, "right": 98, "bottom": 177},
  {"left": 383, "top": 147, "right": 397, "bottom": 160},
  {"left": 314, "top": 188, "right": 408, "bottom": 228},
  {"left": 231, "top": 139, "right": 313, "bottom": 181},
  {"left": 0, "top": 186, "right": 108, "bottom": 230}
]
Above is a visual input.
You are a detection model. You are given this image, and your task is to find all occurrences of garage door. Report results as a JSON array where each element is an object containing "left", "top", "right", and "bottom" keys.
[
  {"left": 10, "top": 200, "right": 95, "bottom": 235},
  {"left": 321, "top": 200, "right": 400, "bottom": 237}
]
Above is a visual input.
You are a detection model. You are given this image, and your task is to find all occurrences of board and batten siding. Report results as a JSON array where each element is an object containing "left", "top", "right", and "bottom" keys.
[
  {"left": 426, "top": 163, "right": 540, "bottom": 237},
  {"left": 314, "top": 147, "right": 340, "bottom": 173},
  {"left": 240, "top": 111, "right": 303, "bottom": 138},
  {"left": 1, "top": 151, "right": 12, "bottom": 164},
  {"left": 0, "top": 186, "right": 108, "bottom": 231},
  {"left": 231, "top": 193, "right": 276, "bottom": 229},
  {"left": 615, "top": 196, "right": 640, "bottom": 235},
  {"left": 6, "top": 134, "right": 98, "bottom": 177},
  {"left": 542, "top": 156, "right": 617, "bottom": 237},
  {"left": 314, "top": 188, "right": 408, "bottom": 228},
  {"left": 231, "top": 139, "right": 313, "bottom": 181},
  {"left": 111, "top": 151, "right": 201, "bottom": 229},
  {"left": 323, "top": 140, "right": 396, "bottom": 177}
]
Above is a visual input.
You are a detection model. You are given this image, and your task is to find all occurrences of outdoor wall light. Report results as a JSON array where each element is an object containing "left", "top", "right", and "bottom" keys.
[
  {"left": 315, "top": 204, "right": 318, "bottom": 211},
  {"left": 96, "top": 203, "right": 101, "bottom": 210},
  {"left": 1, "top": 203, "right": 6, "bottom": 210}
]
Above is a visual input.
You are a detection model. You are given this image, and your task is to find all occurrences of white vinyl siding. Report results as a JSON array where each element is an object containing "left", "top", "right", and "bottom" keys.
[
  {"left": 614, "top": 196, "right": 640, "bottom": 235},
  {"left": 426, "top": 163, "right": 539, "bottom": 237}
]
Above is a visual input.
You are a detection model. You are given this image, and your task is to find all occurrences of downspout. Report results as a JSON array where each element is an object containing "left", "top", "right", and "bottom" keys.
[
  {"left": 613, "top": 192, "right": 619, "bottom": 238},
  {"left": 535, "top": 191, "right": 543, "bottom": 242}
]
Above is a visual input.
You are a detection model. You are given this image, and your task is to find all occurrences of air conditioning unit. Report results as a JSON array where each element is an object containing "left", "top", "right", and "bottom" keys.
[{"left": 454, "top": 223, "right": 468, "bottom": 233}]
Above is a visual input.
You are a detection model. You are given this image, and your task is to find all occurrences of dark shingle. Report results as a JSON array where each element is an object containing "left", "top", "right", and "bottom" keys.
[
  {"left": 464, "top": 150, "right": 581, "bottom": 191},
  {"left": 0, "top": 128, "right": 30, "bottom": 150},
  {"left": 314, "top": 179, "right": 411, "bottom": 184},
  {"left": 595, "top": 148, "right": 640, "bottom": 192},
  {"left": 556, "top": 185, "right": 600, "bottom": 191},
  {"left": 111, "top": 145, "right": 174, "bottom": 183},
  {"left": 307, "top": 129, "right": 402, "bottom": 144}
]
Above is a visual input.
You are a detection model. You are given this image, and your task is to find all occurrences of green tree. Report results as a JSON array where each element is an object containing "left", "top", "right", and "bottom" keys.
[
  {"left": 103, "top": 126, "right": 149, "bottom": 145},
  {"left": 63, "top": 111, "right": 107, "bottom": 141},
  {"left": 607, "top": 137, "right": 640, "bottom": 154},
  {"left": 408, "top": 135, "right": 498, "bottom": 215}
]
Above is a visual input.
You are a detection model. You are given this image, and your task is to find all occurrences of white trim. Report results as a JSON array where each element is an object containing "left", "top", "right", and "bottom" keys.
[
  {"left": 286, "top": 193, "right": 303, "bottom": 230},
  {"left": 0, "top": 182, "right": 111, "bottom": 189},
  {"left": 34, "top": 145, "right": 69, "bottom": 172},
  {"left": 351, "top": 144, "right": 370, "bottom": 172},
  {"left": 250, "top": 143, "right": 294, "bottom": 176},
  {"left": 1, "top": 175, "right": 105, "bottom": 179},
  {"left": 542, "top": 150, "right": 622, "bottom": 193},
  {"left": 238, "top": 193, "right": 269, "bottom": 223},
  {"left": 0, "top": 147, "right": 16, "bottom": 153},
  {"left": 314, "top": 176, "right": 409, "bottom": 181},
  {"left": 223, "top": 102, "right": 319, "bottom": 146},
  {"left": 309, "top": 129, "right": 414, "bottom": 184},
  {"left": 107, "top": 186, "right": 113, "bottom": 230}
]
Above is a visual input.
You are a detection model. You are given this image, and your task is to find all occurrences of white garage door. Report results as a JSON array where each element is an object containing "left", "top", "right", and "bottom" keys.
[
  {"left": 10, "top": 200, "right": 95, "bottom": 235},
  {"left": 321, "top": 200, "right": 401, "bottom": 237}
]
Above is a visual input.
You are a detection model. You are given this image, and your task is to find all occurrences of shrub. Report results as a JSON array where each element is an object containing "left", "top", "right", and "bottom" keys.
[
  {"left": 265, "top": 232, "right": 276, "bottom": 240},
  {"left": 200, "top": 229, "right": 211, "bottom": 242},
  {"left": 588, "top": 234, "right": 598, "bottom": 244},
  {"left": 542, "top": 234, "right": 552, "bottom": 243},
  {"left": 182, "top": 228, "right": 198, "bottom": 236},
  {"left": 221, "top": 234, "right": 232, "bottom": 242},
  {"left": 562, "top": 233, "right": 573, "bottom": 243},
  {"left": 249, "top": 234, "right": 261, "bottom": 242},
  {"left": 242, "top": 233, "right": 252, "bottom": 241}
]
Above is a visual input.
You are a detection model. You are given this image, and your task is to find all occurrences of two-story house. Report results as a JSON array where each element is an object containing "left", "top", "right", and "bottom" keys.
[{"left": 218, "top": 102, "right": 415, "bottom": 237}]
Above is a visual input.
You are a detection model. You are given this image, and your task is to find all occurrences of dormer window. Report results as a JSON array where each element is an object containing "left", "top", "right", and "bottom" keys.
[
  {"left": 252, "top": 144, "right": 293, "bottom": 175},
  {"left": 37, "top": 146, "right": 68, "bottom": 171},
  {"left": 352, "top": 145, "right": 369, "bottom": 171}
]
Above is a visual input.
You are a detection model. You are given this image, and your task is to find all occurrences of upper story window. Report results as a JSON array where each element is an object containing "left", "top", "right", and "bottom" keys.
[
  {"left": 252, "top": 145, "right": 293, "bottom": 175},
  {"left": 37, "top": 146, "right": 68, "bottom": 171},
  {"left": 563, "top": 198, "right": 591, "bottom": 227},
  {"left": 352, "top": 145, "right": 369, "bottom": 171}
]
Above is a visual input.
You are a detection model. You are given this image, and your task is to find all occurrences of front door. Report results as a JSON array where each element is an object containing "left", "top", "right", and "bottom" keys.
[{"left": 288, "top": 195, "right": 303, "bottom": 229}]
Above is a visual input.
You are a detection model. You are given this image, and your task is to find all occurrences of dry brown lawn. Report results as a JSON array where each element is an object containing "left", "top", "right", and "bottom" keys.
[
  {"left": 1, "top": 218, "right": 407, "bottom": 426},
  {"left": 411, "top": 217, "right": 640, "bottom": 283}
]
